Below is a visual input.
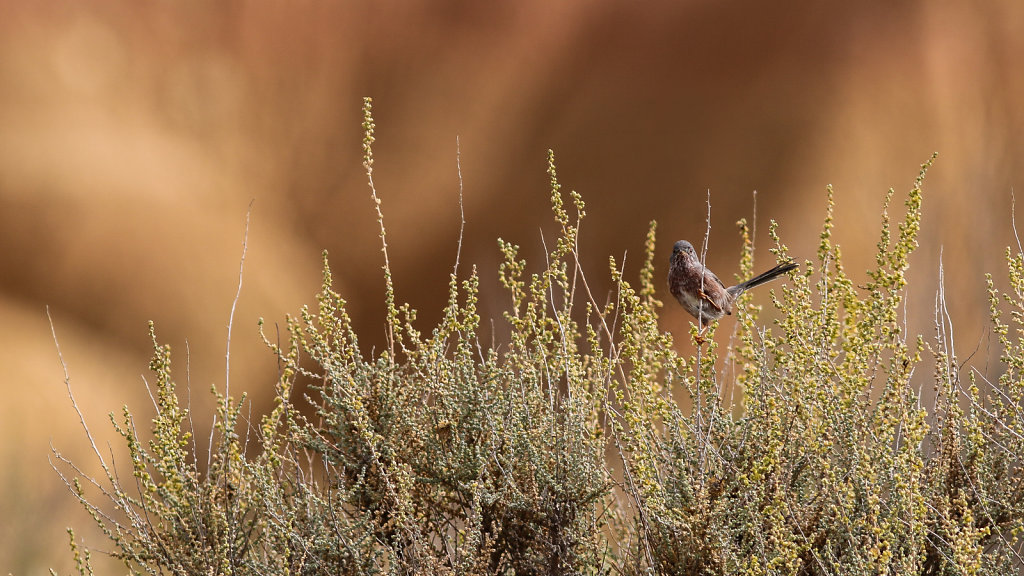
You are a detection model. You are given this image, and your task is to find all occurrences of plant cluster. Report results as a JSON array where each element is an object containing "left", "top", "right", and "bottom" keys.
[{"left": 52, "top": 101, "right": 1024, "bottom": 575}]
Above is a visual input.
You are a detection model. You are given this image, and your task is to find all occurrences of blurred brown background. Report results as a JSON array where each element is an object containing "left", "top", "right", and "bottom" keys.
[{"left": 2, "top": 0, "right": 1023, "bottom": 572}]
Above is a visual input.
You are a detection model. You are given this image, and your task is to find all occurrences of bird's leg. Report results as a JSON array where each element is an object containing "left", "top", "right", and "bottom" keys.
[{"left": 698, "top": 290, "right": 723, "bottom": 312}]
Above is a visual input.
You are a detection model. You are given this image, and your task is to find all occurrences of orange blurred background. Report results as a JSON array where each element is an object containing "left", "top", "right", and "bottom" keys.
[{"left": 2, "top": 1, "right": 1023, "bottom": 572}]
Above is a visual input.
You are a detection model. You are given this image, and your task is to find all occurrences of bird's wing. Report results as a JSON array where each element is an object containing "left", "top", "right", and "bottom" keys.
[
  {"left": 705, "top": 268, "right": 728, "bottom": 290},
  {"left": 699, "top": 269, "right": 726, "bottom": 312}
]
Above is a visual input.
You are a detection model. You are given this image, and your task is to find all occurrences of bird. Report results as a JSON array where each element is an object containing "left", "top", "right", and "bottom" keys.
[{"left": 668, "top": 239, "right": 797, "bottom": 337}]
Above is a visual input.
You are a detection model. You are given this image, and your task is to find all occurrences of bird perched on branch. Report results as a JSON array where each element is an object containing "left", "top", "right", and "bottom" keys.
[{"left": 668, "top": 239, "right": 797, "bottom": 338}]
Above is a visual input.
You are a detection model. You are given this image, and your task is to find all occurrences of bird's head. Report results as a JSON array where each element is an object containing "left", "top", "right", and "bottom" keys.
[{"left": 671, "top": 240, "right": 697, "bottom": 263}]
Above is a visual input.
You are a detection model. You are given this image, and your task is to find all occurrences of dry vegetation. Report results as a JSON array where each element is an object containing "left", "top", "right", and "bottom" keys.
[{"left": 50, "top": 100, "right": 1023, "bottom": 575}]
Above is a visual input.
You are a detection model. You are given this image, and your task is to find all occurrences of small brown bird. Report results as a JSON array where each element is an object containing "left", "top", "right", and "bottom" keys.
[{"left": 668, "top": 239, "right": 797, "bottom": 335}]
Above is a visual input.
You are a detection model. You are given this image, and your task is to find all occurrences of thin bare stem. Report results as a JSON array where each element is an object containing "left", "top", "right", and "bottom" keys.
[
  {"left": 226, "top": 199, "right": 254, "bottom": 400},
  {"left": 1013, "top": 188, "right": 1023, "bottom": 257},
  {"left": 696, "top": 189, "right": 712, "bottom": 472},
  {"left": 48, "top": 307, "right": 109, "bottom": 473},
  {"left": 697, "top": 189, "right": 712, "bottom": 336},
  {"left": 751, "top": 189, "right": 758, "bottom": 251},
  {"left": 454, "top": 136, "right": 466, "bottom": 278}
]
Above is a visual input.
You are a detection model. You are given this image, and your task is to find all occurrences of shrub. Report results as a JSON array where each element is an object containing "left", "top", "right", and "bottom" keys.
[{"left": 51, "top": 100, "right": 1024, "bottom": 575}]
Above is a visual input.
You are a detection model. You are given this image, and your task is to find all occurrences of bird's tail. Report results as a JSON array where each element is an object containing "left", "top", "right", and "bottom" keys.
[{"left": 729, "top": 261, "right": 798, "bottom": 296}]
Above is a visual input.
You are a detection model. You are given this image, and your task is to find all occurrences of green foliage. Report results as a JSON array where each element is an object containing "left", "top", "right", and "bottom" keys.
[{"left": 52, "top": 103, "right": 1024, "bottom": 576}]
